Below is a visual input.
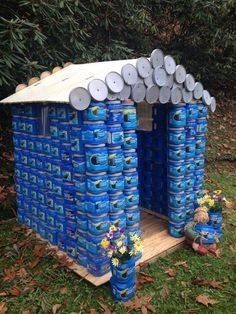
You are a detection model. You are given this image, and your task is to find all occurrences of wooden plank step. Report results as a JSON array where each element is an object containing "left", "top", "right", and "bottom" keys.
[{"left": 33, "top": 209, "right": 185, "bottom": 286}]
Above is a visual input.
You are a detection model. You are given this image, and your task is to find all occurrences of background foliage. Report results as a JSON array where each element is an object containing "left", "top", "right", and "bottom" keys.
[{"left": 0, "top": 0, "right": 235, "bottom": 99}]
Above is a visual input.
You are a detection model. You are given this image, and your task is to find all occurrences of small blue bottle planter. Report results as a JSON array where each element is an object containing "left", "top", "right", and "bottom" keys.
[
  {"left": 109, "top": 210, "right": 127, "bottom": 229},
  {"left": 85, "top": 144, "right": 108, "bottom": 172},
  {"left": 72, "top": 154, "right": 86, "bottom": 174},
  {"left": 87, "top": 213, "right": 110, "bottom": 235},
  {"left": 168, "top": 207, "right": 186, "bottom": 223},
  {"left": 185, "top": 159, "right": 195, "bottom": 175},
  {"left": 168, "top": 221, "right": 185, "bottom": 238},
  {"left": 82, "top": 121, "right": 107, "bottom": 145},
  {"left": 208, "top": 211, "right": 222, "bottom": 234},
  {"left": 109, "top": 192, "right": 126, "bottom": 212},
  {"left": 107, "top": 124, "right": 124, "bottom": 146},
  {"left": 109, "top": 173, "right": 125, "bottom": 192},
  {"left": 185, "top": 121, "right": 197, "bottom": 138},
  {"left": 168, "top": 104, "right": 186, "bottom": 128},
  {"left": 194, "top": 224, "right": 217, "bottom": 244},
  {"left": 168, "top": 128, "right": 186, "bottom": 145},
  {"left": 83, "top": 101, "right": 106, "bottom": 121},
  {"left": 168, "top": 161, "right": 185, "bottom": 177},
  {"left": 122, "top": 103, "right": 138, "bottom": 130},
  {"left": 124, "top": 169, "right": 138, "bottom": 189},
  {"left": 198, "top": 104, "right": 208, "bottom": 118},
  {"left": 123, "top": 149, "right": 138, "bottom": 169},
  {"left": 110, "top": 257, "right": 136, "bottom": 302},
  {"left": 86, "top": 172, "right": 109, "bottom": 193},
  {"left": 106, "top": 101, "right": 123, "bottom": 124},
  {"left": 87, "top": 253, "right": 110, "bottom": 276},
  {"left": 123, "top": 131, "right": 137, "bottom": 149},
  {"left": 168, "top": 176, "right": 185, "bottom": 193},
  {"left": 196, "top": 118, "right": 207, "bottom": 134},
  {"left": 185, "top": 138, "right": 196, "bottom": 159},
  {"left": 186, "top": 103, "right": 198, "bottom": 120},
  {"left": 108, "top": 146, "right": 124, "bottom": 173}
]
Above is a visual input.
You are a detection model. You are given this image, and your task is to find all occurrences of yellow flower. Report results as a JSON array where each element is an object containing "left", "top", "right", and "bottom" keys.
[
  {"left": 101, "top": 239, "right": 110, "bottom": 249},
  {"left": 134, "top": 242, "right": 143, "bottom": 252},
  {"left": 119, "top": 246, "right": 126, "bottom": 254},
  {"left": 208, "top": 199, "right": 215, "bottom": 207},
  {"left": 107, "top": 250, "right": 113, "bottom": 258},
  {"left": 109, "top": 225, "right": 117, "bottom": 232},
  {"left": 197, "top": 199, "right": 203, "bottom": 205},
  {"left": 112, "top": 258, "right": 119, "bottom": 267},
  {"left": 214, "top": 190, "right": 222, "bottom": 195},
  {"left": 129, "top": 249, "right": 134, "bottom": 256},
  {"left": 130, "top": 234, "right": 140, "bottom": 242},
  {"left": 116, "top": 240, "right": 123, "bottom": 248}
]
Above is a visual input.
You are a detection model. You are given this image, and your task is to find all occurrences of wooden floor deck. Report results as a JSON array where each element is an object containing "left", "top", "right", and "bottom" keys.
[{"left": 37, "top": 210, "right": 185, "bottom": 286}]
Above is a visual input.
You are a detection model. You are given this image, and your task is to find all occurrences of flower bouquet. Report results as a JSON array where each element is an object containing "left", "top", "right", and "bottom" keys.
[
  {"left": 101, "top": 225, "right": 142, "bottom": 302},
  {"left": 197, "top": 190, "right": 227, "bottom": 238}
]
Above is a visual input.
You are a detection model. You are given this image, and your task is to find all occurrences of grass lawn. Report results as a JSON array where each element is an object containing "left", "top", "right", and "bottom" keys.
[{"left": 0, "top": 162, "right": 235, "bottom": 314}]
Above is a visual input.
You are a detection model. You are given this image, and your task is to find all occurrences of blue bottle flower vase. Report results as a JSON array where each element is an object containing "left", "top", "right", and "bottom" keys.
[
  {"left": 110, "top": 257, "right": 136, "bottom": 302},
  {"left": 208, "top": 210, "right": 223, "bottom": 239}
]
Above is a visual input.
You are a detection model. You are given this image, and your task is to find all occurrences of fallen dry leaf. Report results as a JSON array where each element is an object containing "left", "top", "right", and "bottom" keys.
[
  {"left": 52, "top": 304, "right": 61, "bottom": 314},
  {"left": 9, "top": 286, "right": 21, "bottom": 297},
  {"left": 16, "top": 267, "right": 28, "bottom": 278},
  {"left": 193, "top": 277, "right": 224, "bottom": 290},
  {"left": 138, "top": 261, "right": 150, "bottom": 271},
  {"left": 181, "top": 281, "right": 188, "bottom": 288},
  {"left": 0, "top": 302, "right": 7, "bottom": 314},
  {"left": 22, "top": 310, "right": 31, "bottom": 314},
  {"left": 54, "top": 254, "right": 74, "bottom": 268},
  {"left": 125, "top": 295, "right": 155, "bottom": 313},
  {"left": 182, "top": 309, "right": 199, "bottom": 314},
  {"left": 59, "top": 287, "right": 68, "bottom": 294},
  {"left": 174, "top": 261, "right": 189, "bottom": 270},
  {"left": 97, "top": 301, "right": 112, "bottom": 314},
  {"left": 165, "top": 268, "right": 176, "bottom": 277},
  {"left": 29, "top": 257, "right": 41, "bottom": 269},
  {"left": 214, "top": 249, "right": 221, "bottom": 258},
  {"left": 0, "top": 292, "right": 7, "bottom": 297},
  {"left": 160, "top": 283, "right": 169, "bottom": 300},
  {"left": 0, "top": 175, "right": 9, "bottom": 179},
  {"left": 33, "top": 244, "right": 47, "bottom": 257},
  {"left": 137, "top": 272, "right": 155, "bottom": 288},
  {"left": 2, "top": 152, "right": 14, "bottom": 161},
  {"left": 195, "top": 295, "right": 218, "bottom": 307},
  {"left": 3, "top": 267, "right": 16, "bottom": 282},
  {"left": 141, "top": 305, "right": 148, "bottom": 314},
  {"left": 89, "top": 309, "right": 98, "bottom": 314}
]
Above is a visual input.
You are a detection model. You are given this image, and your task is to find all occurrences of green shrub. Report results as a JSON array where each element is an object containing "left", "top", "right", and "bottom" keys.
[{"left": 0, "top": 0, "right": 235, "bottom": 99}]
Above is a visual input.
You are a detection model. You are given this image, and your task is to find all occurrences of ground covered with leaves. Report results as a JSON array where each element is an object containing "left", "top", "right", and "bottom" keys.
[
  {"left": 0, "top": 102, "right": 235, "bottom": 313},
  {"left": 0, "top": 165, "right": 235, "bottom": 314}
]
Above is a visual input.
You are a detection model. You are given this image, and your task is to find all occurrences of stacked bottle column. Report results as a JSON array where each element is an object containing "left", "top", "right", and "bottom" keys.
[
  {"left": 152, "top": 104, "right": 168, "bottom": 216},
  {"left": 13, "top": 104, "right": 41, "bottom": 230},
  {"left": 194, "top": 103, "right": 208, "bottom": 205},
  {"left": 70, "top": 109, "right": 87, "bottom": 267},
  {"left": 13, "top": 103, "right": 81, "bottom": 255},
  {"left": 106, "top": 101, "right": 126, "bottom": 254},
  {"left": 53, "top": 105, "right": 80, "bottom": 260},
  {"left": 122, "top": 101, "right": 141, "bottom": 261},
  {"left": 167, "top": 103, "right": 187, "bottom": 238},
  {"left": 185, "top": 103, "right": 199, "bottom": 222},
  {"left": 137, "top": 130, "right": 153, "bottom": 210},
  {"left": 82, "top": 102, "right": 110, "bottom": 276}
]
